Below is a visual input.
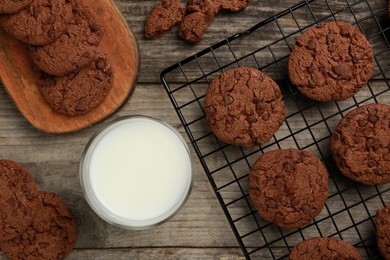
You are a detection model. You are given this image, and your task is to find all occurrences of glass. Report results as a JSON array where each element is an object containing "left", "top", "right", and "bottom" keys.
[{"left": 79, "top": 116, "right": 194, "bottom": 230}]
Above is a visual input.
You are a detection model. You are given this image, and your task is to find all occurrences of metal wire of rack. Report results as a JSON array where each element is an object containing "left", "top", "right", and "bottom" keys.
[{"left": 161, "top": 0, "right": 390, "bottom": 259}]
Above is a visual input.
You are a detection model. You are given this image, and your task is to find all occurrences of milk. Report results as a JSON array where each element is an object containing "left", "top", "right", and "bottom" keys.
[{"left": 81, "top": 117, "right": 193, "bottom": 228}]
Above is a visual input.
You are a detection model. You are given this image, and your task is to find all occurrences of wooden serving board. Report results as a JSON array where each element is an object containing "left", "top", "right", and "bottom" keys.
[{"left": 0, "top": 0, "right": 139, "bottom": 134}]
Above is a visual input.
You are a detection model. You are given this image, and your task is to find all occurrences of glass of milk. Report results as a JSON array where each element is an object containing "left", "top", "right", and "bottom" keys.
[{"left": 80, "top": 116, "right": 193, "bottom": 229}]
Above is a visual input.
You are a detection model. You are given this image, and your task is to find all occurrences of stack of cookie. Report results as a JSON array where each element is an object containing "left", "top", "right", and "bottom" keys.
[
  {"left": 145, "top": 0, "right": 250, "bottom": 43},
  {"left": 0, "top": 160, "right": 77, "bottom": 259},
  {"left": 0, "top": 0, "right": 113, "bottom": 116}
]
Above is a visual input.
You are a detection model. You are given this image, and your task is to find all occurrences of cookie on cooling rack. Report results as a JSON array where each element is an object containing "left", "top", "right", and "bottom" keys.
[
  {"left": 144, "top": 0, "right": 186, "bottom": 39},
  {"left": 288, "top": 237, "right": 361, "bottom": 260},
  {"left": 0, "top": 0, "right": 33, "bottom": 14},
  {"left": 0, "top": 0, "right": 73, "bottom": 45},
  {"left": 288, "top": 21, "right": 374, "bottom": 102},
  {"left": 30, "top": 2, "right": 104, "bottom": 76},
  {"left": 376, "top": 204, "right": 390, "bottom": 259},
  {"left": 39, "top": 54, "right": 113, "bottom": 116},
  {"left": 330, "top": 103, "right": 390, "bottom": 185},
  {"left": 0, "top": 192, "right": 77, "bottom": 260},
  {"left": 0, "top": 160, "right": 39, "bottom": 242},
  {"left": 204, "top": 67, "right": 285, "bottom": 147},
  {"left": 248, "top": 149, "right": 328, "bottom": 229}
]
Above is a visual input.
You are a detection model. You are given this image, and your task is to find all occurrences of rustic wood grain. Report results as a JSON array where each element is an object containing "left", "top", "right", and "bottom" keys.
[
  {"left": 0, "top": 0, "right": 139, "bottom": 133},
  {"left": 0, "top": 0, "right": 389, "bottom": 259}
]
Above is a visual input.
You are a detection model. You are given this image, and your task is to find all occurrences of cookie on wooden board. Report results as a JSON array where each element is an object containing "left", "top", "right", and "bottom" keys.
[
  {"left": 39, "top": 54, "right": 113, "bottom": 116},
  {"left": 330, "top": 103, "right": 390, "bottom": 185},
  {"left": 0, "top": 0, "right": 33, "bottom": 14},
  {"left": 204, "top": 67, "right": 285, "bottom": 147},
  {"left": 288, "top": 237, "right": 361, "bottom": 260},
  {"left": 144, "top": 0, "right": 186, "bottom": 39},
  {"left": 30, "top": 2, "right": 104, "bottom": 76},
  {"left": 0, "top": 160, "right": 39, "bottom": 242},
  {"left": 0, "top": 192, "right": 77, "bottom": 260},
  {"left": 288, "top": 21, "right": 374, "bottom": 102},
  {"left": 0, "top": 0, "right": 73, "bottom": 45},
  {"left": 248, "top": 149, "right": 328, "bottom": 229},
  {"left": 376, "top": 204, "right": 390, "bottom": 260}
]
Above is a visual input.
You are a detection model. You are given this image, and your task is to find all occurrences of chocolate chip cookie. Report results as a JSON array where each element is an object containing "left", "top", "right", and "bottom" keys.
[
  {"left": 330, "top": 103, "right": 390, "bottom": 185},
  {"left": 248, "top": 149, "right": 328, "bottom": 229},
  {"left": 39, "top": 54, "right": 113, "bottom": 116},
  {"left": 145, "top": 0, "right": 186, "bottom": 39},
  {"left": 288, "top": 237, "right": 361, "bottom": 260},
  {"left": 0, "top": 192, "right": 77, "bottom": 260},
  {"left": 30, "top": 2, "right": 104, "bottom": 76},
  {"left": 0, "top": 160, "right": 39, "bottom": 242},
  {"left": 204, "top": 67, "right": 285, "bottom": 147},
  {"left": 0, "top": 0, "right": 33, "bottom": 14},
  {"left": 376, "top": 204, "right": 390, "bottom": 260},
  {"left": 288, "top": 21, "right": 374, "bottom": 102},
  {"left": 0, "top": 0, "right": 73, "bottom": 45}
]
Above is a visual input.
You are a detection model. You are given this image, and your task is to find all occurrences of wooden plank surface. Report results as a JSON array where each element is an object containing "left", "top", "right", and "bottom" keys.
[{"left": 0, "top": 0, "right": 389, "bottom": 259}]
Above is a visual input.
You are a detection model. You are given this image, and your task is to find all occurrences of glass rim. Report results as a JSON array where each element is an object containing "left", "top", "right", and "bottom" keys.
[{"left": 79, "top": 115, "right": 194, "bottom": 230}]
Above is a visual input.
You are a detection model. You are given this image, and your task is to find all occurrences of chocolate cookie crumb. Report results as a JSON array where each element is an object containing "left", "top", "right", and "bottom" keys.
[
  {"left": 145, "top": 0, "right": 186, "bottom": 39},
  {"left": 178, "top": 11, "right": 215, "bottom": 44},
  {"left": 216, "top": 0, "right": 249, "bottom": 12},
  {"left": 179, "top": 0, "right": 219, "bottom": 43},
  {"left": 248, "top": 149, "right": 328, "bottom": 229},
  {"left": 187, "top": 0, "right": 221, "bottom": 15}
]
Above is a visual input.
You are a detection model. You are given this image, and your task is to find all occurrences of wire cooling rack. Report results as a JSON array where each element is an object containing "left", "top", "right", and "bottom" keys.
[{"left": 161, "top": 0, "right": 390, "bottom": 259}]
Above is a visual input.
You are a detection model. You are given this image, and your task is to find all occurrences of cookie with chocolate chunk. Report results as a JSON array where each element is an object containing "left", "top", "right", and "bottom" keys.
[
  {"left": 30, "top": 2, "right": 104, "bottom": 76},
  {"left": 145, "top": 0, "right": 186, "bottom": 39},
  {"left": 0, "top": 0, "right": 33, "bottom": 14},
  {"left": 204, "top": 67, "right": 285, "bottom": 147},
  {"left": 248, "top": 149, "right": 328, "bottom": 229},
  {"left": 0, "top": 0, "right": 73, "bottom": 45},
  {"left": 376, "top": 204, "right": 390, "bottom": 260},
  {"left": 288, "top": 237, "right": 361, "bottom": 260},
  {"left": 39, "top": 54, "right": 113, "bottom": 116},
  {"left": 288, "top": 21, "right": 373, "bottom": 102},
  {"left": 330, "top": 103, "right": 390, "bottom": 185},
  {"left": 0, "top": 160, "right": 39, "bottom": 242},
  {"left": 0, "top": 192, "right": 77, "bottom": 260}
]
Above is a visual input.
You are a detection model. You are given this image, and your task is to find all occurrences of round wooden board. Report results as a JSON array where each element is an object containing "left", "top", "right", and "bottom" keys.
[{"left": 0, "top": 0, "right": 139, "bottom": 134}]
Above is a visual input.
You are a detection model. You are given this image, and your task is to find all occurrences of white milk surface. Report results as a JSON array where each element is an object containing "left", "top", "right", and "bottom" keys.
[{"left": 88, "top": 118, "right": 192, "bottom": 222}]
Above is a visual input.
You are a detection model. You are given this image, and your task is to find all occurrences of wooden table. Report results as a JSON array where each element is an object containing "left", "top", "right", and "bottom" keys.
[{"left": 0, "top": 0, "right": 389, "bottom": 259}]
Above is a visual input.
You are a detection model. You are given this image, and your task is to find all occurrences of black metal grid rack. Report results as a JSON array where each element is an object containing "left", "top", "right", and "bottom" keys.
[{"left": 161, "top": 0, "right": 390, "bottom": 259}]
